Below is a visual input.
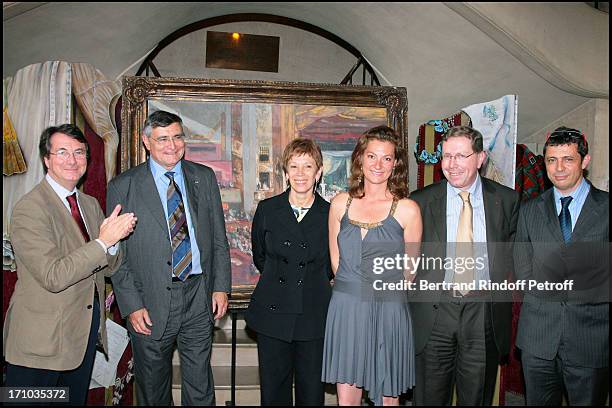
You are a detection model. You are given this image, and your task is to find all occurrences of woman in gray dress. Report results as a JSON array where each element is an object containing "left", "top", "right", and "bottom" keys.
[{"left": 322, "top": 125, "right": 422, "bottom": 405}]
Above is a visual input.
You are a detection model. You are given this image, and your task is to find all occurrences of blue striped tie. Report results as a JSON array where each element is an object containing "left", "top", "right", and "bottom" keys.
[
  {"left": 559, "top": 196, "right": 573, "bottom": 243},
  {"left": 166, "top": 172, "right": 192, "bottom": 281}
]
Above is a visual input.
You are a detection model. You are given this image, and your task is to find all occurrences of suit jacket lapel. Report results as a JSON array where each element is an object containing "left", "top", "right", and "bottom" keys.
[
  {"left": 298, "top": 192, "right": 325, "bottom": 224},
  {"left": 430, "top": 182, "right": 447, "bottom": 242},
  {"left": 276, "top": 189, "right": 305, "bottom": 241},
  {"left": 40, "top": 180, "right": 87, "bottom": 245},
  {"left": 483, "top": 179, "right": 502, "bottom": 267},
  {"left": 537, "top": 189, "right": 565, "bottom": 242},
  {"left": 572, "top": 187, "right": 604, "bottom": 240},
  {"left": 79, "top": 195, "right": 99, "bottom": 240},
  {"left": 136, "top": 161, "right": 168, "bottom": 233},
  {"left": 182, "top": 161, "right": 200, "bottom": 225}
]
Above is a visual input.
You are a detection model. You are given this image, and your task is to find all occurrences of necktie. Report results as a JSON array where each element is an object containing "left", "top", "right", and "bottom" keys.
[
  {"left": 166, "top": 172, "right": 192, "bottom": 281},
  {"left": 66, "top": 193, "right": 90, "bottom": 242},
  {"left": 559, "top": 196, "right": 573, "bottom": 243},
  {"left": 67, "top": 193, "right": 104, "bottom": 353},
  {"left": 454, "top": 191, "right": 474, "bottom": 295}
]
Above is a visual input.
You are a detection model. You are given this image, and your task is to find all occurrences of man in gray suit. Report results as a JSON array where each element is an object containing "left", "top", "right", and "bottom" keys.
[
  {"left": 514, "top": 126, "right": 609, "bottom": 405},
  {"left": 107, "top": 110, "right": 231, "bottom": 405},
  {"left": 410, "top": 126, "right": 520, "bottom": 405}
]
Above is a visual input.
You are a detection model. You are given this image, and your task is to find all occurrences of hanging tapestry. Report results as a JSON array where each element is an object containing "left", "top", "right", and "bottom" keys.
[
  {"left": 3, "top": 61, "right": 72, "bottom": 238},
  {"left": 415, "top": 112, "right": 471, "bottom": 189},
  {"left": 71, "top": 63, "right": 121, "bottom": 182},
  {"left": 462, "top": 95, "right": 518, "bottom": 189},
  {"left": 3, "top": 107, "right": 27, "bottom": 176}
]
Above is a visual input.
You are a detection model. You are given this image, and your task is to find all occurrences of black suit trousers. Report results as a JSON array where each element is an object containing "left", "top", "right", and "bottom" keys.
[
  {"left": 414, "top": 297, "right": 498, "bottom": 406},
  {"left": 521, "top": 348, "right": 609, "bottom": 406},
  {"left": 256, "top": 332, "right": 325, "bottom": 406}
]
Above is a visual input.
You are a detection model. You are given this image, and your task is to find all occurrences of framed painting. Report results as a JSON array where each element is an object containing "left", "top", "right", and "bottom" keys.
[{"left": 120, "top": 77, "right": 408, "bottom": 308}]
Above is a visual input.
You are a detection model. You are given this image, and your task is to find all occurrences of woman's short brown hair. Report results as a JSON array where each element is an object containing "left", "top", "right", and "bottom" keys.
[
  {"left": 281, "top": 138, "right": 323, "bottom": 173},
  {"left": 348, "top": 125, "right": 409, "bottom": 199}
]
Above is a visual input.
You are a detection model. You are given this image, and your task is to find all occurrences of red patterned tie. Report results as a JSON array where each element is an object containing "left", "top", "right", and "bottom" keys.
[{"left": 66, "top": 193, "right": 90, "bottom": 242}]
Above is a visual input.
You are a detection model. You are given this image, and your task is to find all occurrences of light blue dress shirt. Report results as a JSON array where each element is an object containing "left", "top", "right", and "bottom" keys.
[
  {"left": 444, "top": 174, "right": 490, "bottom": 283},
  {"left": 149, "top": 159, "right": 202, "bottom": 277},
  {"left": 553, "top": 177, "right": 590, "bottom": 231}
]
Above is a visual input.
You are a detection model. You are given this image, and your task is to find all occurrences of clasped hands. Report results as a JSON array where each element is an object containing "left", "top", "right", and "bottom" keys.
[{"left": 98, "top": 204, "right": 137, "bottom": 247}]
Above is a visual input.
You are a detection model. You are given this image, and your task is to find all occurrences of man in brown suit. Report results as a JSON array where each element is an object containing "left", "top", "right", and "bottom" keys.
[{"left": 3, "top": 124, "right": 137, "bottom": 404}]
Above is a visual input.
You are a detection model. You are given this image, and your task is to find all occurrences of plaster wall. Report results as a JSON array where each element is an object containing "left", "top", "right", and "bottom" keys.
[
  {"left": 526, "top": 98, "right": 608, "bottom": 192},
  {"left": 451, "top": 2, "right": 608, "bottom": 97}
]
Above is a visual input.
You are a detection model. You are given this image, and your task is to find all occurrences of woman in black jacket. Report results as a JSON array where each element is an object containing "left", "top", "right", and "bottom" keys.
[{"left": 245, "top": 138, "right": 332, "bottom": 406}]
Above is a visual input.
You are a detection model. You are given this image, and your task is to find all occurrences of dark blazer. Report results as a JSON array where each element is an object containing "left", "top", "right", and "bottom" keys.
[
  {"left": 514, "top": 184, "right": 609, "bottom": 367},
  {"left": 245, "top": 190, "right": 332, "bottom": 342},
  {"left": 107, "top": 159, "right": 231, "bottom": 340},
  {"left": 410, "top": 178, "right": 520, "bottom": 356}
]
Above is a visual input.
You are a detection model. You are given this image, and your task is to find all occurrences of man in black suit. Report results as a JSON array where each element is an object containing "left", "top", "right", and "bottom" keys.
[
  {"left": 410, "top": 126, "right": 520, "bottom": 405},
  {"left": 514, "top": 126, "right": 609, "bottom": 405}
]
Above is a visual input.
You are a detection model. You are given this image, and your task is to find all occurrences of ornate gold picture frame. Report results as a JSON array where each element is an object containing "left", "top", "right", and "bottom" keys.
[{"left": 121, "top": 77, "right": 408, "bottom": 307}]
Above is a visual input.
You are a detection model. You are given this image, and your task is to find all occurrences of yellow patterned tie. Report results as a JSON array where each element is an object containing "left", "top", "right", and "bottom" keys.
[{"left": 454, "top": 191, "right": 474, "bottom": 295}]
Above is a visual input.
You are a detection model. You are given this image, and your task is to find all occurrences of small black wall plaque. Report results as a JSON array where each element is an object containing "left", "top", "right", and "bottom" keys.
[{"left": 206, "top": 31, "right": 280, "bottom": 72}]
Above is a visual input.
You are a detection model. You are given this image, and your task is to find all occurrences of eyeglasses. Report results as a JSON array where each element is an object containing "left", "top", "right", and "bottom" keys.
[
  {"left": 151, "top": 135, "right": 186, "bottom": 145},
  {"left": 441, "top": 152, "right": 476, "bottom": 162},
  {"left": 49, "top": 149, "right": 87, "bottom": 161}
]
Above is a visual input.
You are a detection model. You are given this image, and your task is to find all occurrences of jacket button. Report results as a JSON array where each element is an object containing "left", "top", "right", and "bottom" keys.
[
  {"left": 87, "top": 305, "right": 93, "bottom": 309},
  {"left": 167, "top": 287, "right": 171, "bottom": 291},
  {"left": 300, "top": 242, "right": 308, "bottom": 249},
  {"left": 278, "top": 277, "right": 286, "bottom": 284},
  {"left": 269, "top": 304, "right": 277, "bottom": 310},
  {"left": 433, "top": 304, "right": 439, "bottom": 310},
  {"left": 297, "top": 280, "right": 303, "bottom": 285},
  {"left": 282, "top": 258, "right": 289, "bottom": 264},
  {"left": 283, "top": 240, "right": 292, "bottom": 247},
  {"left": 298, "top": 262, "right": 306, "bottom": 268},
  {"left": 167, "top": 261, "right": 172, "bottom": 266}
]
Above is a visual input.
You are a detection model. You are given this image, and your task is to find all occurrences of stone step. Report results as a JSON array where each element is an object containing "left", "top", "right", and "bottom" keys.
[
  {"left": 171, "top": 365, "right": 341, "bottom": 406},
  {"left": 214, "top": 314, "right": 246, "bottom": 330},
  {"left": 171, "top": 365, "right": 260, "bottom": 405}
]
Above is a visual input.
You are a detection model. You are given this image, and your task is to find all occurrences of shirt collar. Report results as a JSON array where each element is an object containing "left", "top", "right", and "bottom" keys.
[
  {"left": 553, "top": 177, "right": 589, "bottom": 201},
  {"left": 149, "top": 158, "right": 183, "bottom": 182},
  {"left": 449, "top": 174, "right": 482, "bottom": 201},
  {"left": 45, "top": 173, "right": 78, "bottom": 200}
]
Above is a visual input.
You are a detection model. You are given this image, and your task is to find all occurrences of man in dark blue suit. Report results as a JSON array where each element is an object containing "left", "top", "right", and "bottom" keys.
[{"left": 514, "top": 126, "right": 609, "bottom": 405}]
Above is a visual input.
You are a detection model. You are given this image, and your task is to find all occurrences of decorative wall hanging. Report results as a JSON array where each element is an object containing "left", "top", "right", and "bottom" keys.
[{"left": 415, "top": 112, "right": 471, "bottom": 189}]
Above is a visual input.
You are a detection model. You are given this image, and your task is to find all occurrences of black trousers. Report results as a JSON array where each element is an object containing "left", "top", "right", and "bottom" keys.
[
  {"left": 414, "top": 298, "right": 498, "bottom": 406},
  {"left": 256, "top": 332, "right": 325, "bottom": 406},
  {"left": 521, "top": 349, "right": 609, "bottom": 406},
  {"left": 5, "top": 298, "right": 100, "bottom": 406}
]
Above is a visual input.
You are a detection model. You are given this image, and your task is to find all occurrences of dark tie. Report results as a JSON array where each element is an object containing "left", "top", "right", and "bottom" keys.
[
  {"left": 67, "top": 193, "right": 104, "bottom": 354},
  {"left": 66, "top": 193, "right": 90, "bottom": 242},
  {"left": 166, "top": 172, "right": 192, "bottom": 281},
  {"left": 559, "top": 196, "right": 573, "bottom": 243}
]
